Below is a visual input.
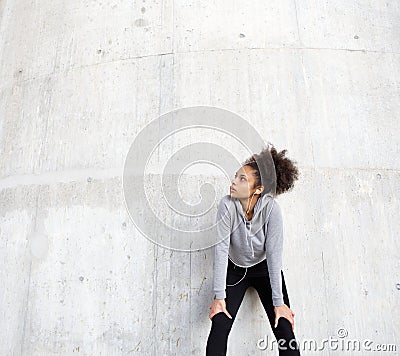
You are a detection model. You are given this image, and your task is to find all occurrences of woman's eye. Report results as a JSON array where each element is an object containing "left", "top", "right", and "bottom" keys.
[{"left": 233, "top": 175, "right": 246, "bottom": 181}]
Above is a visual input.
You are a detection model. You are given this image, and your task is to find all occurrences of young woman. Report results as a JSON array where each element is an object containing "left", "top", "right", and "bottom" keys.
[{"left": 206, "top": 144, "right": 301, "bottom": 355}]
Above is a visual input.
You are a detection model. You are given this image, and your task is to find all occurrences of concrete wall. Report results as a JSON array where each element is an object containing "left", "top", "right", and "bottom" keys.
[{"left": 0, "top": 0, "right": 399, "bottom": 355}]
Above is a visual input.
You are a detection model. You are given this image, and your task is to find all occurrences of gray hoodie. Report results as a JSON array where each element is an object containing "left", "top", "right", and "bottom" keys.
[{"left": 213, "top": 193, "right": 284, "bottom": 306}]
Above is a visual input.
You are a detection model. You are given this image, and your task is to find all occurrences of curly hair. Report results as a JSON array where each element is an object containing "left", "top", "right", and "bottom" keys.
[{"left": 242, "top": 143, "right": 299, "bottom": 196}]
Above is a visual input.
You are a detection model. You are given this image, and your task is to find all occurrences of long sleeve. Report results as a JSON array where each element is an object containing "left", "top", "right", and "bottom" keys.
[
  {"left": 265, "top": 200, "right": 284, "bottom": 306},
  {"left": 213, "top": 197, "right": 231, "bottom": 299}
]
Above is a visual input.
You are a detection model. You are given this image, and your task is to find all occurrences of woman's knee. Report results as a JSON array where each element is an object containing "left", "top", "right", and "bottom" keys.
[
  {"left": 272, "top": 318, "right": 301, "bottom": 354},
  {"left": 211, "top": 312, "right": 234, "bottom": 331},
  {"left": 274, "top": 317, "right": 295, "bottom": 339}
]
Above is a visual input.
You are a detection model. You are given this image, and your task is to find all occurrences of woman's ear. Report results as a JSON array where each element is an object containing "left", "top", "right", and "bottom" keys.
[{"left": 255, "top": 187, "right": 264, "bottom": 194}]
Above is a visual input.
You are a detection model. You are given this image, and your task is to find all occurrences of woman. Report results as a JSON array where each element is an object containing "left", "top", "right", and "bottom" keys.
[{"left": 206, "top": 144, "right": 301, "bottom": 355}]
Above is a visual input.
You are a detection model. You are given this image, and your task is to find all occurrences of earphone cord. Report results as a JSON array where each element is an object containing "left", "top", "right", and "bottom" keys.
[
  {"left": 227, "top": 190, "right": 260, "bottom": 287},
  {"left": 226, "top": 267, "right": 248, "bottom": 286},
  {"left": 246, "top": 191, "right": 256, "bottom": 214}
]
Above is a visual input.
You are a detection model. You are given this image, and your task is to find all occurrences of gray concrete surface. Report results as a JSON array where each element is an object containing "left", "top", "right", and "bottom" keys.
[{"left": 0, "top": 0, "right": 399, "bottom": 355}]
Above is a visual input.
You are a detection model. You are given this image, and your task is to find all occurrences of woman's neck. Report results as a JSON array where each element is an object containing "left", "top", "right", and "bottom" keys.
[{"left": 239, "top": 195, "right": 259, "bottom": 220}]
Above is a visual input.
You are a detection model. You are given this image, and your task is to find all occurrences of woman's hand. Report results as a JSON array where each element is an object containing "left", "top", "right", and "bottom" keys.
[
  {"left": 274, "top": 304, "right": 295, "bottom": 330},
  {"left": 209, "top": 298, "right": 233, "bottom": 320}
]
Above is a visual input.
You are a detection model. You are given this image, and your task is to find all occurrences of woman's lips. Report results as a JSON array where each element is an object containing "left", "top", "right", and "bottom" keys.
[{"left": 230, "top": 187, "right": 236, "bottom": 192}]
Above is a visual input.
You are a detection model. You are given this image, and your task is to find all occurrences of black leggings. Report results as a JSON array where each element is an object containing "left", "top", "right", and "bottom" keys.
[{"left": 206, "top": 258, "right": 301, "bottom": 355}]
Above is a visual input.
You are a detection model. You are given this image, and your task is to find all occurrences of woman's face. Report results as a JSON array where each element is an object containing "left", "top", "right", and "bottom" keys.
[{"left": 230, "top": 165, "right": 258, "bottom": 199}]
